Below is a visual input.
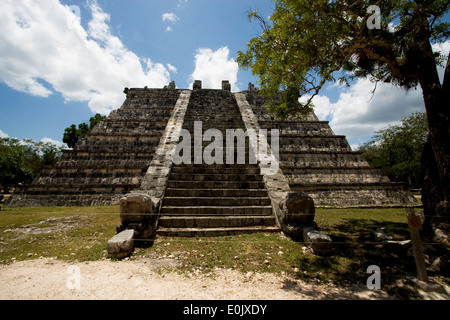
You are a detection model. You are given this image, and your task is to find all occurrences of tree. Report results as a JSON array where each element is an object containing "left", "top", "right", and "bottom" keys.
[
  {"left": 0, "top": 138, "right": 32, "bottom": 191},
  {"left": 237, "top": 0, "right": 449, "bottom": 231},
  {"left": 89, "top": 113, "right": 106, "bottom": 130},
  {"left": 63, "top": 124, "right": 80, "bottom": 149},
  {"left": 0, "top": 138, "right": 62, "bottom": 192},
  {"left": 359, "top": 112, "right": 428, "bottom": 189},
  {"left": 62, "top": 114, "right": 106, "bottom": 148}
]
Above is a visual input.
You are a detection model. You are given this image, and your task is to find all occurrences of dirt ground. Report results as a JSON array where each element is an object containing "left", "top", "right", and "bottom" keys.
[{"left": 0, "top": 256, "right": 417, "bottom": 300}]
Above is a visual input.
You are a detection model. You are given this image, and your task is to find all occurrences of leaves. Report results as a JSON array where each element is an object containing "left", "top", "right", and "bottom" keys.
[
  {"left": 358, "top": 112, "right": 428, "bottom": 189},
  {"left": 237, "top": 0, "right": 450, "bottom": 117},
  {"left": 63, "top": 114, "right": 106, "bottom": 149},
  {"left": 0, "top": 138, "right": 62, "bottom": 191}
]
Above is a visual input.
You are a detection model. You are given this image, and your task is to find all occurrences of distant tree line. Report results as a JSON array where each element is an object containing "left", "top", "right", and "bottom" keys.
[
  {"left": 358, "top": 112, "right": 428, "bottom": 190},
  {"left": 0, "top": 138, "right": 62, "bottom": 192},
  {"left": 1, "top": 114, "right": 106, "bottom": 193},
  {"left": 63, "top": 113, "right": 106, "bottom": 148}
]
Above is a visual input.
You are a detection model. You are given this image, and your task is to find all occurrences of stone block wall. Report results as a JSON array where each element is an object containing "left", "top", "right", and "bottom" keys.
[
  {"left": 6, "top": 84, "right": 417, "bottom": 208},
  {"left": 6, "top": 88, "right": 181, "bottom": 207},
  {"left": 243, "top": 90, "right": 417, "bottom": 207}
]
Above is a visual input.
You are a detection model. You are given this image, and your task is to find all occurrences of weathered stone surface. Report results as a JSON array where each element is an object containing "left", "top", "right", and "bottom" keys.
[
  {"left": 222, "top": 80, "right": 231, "bottom": 91},
  {"left": 372, "top": 228, "right": 393, "bottom": 242},
  {"left": 193, "top": 80, "right": 202, "bottom": 90},
  {"left": 430, "top": 256, "right": 450, "bottom": 274},
  {"left": 434, "top": 228, "right": 448, "bottom": 243},
  {"left": 157, "top": 89, "right": 276, "bottom": 237},
  {"left": 244, "top": 90, "right": 417, "bottom": 207},
  {"left": 164, "top": 81, "right": 176, "bottom": 90},
  {"left": 107, "top": 229, "right": 135, "bottom": 259},
  {"left": 119, "top": 192, "right": 160, "bottom": 225},
  {"left": 6, "top": 88, "right": 181, "bottom": 207},
  {"left": 303, "top": 226, "right": 333, "bottom": 254},
  {"left": 7, "top": 83, "right": 416, "bottom": 209},
  {"left": 412, "top": 279, "right": 447, "bottom": 294},
  {"left": 279, "top": 192, "right": 315, "bottom": 226}
]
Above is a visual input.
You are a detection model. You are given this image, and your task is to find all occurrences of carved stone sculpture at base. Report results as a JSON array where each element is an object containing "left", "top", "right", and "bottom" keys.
[
  {"left": 278, "top": 192, "right": 315, "bottom": 239},
  {"left": 118, "top": 192, "right": 161, "bottom": 241}
]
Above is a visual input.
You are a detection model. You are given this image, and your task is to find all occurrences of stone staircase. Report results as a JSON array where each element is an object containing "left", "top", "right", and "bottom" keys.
[{"left": 157, "top": 89, "right": 278, "bottom": 236}]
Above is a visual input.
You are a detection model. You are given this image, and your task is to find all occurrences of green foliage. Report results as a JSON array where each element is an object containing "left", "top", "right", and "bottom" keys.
[
  {"left": 0, "top": 138, "right": 62, "bottom": 191},
  {"left": 89, "top": 113, "right": 106, "bottom": 129},
  {"left": 63, "top": 113, "right": 106, "bottom": 149},
  {"left": 62, "top": 124, "right": 79, "bottom": 149},
  {"left": 358, "top": 112, "right": 428, "bottom": 188},
  {"left": 237, "top": 0, "right": 449, "bottom": 118}
]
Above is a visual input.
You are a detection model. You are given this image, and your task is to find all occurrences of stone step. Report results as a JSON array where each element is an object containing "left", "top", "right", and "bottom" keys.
[
  {"left": 170, "top": 166, "right": 260, "bottom": 175},
  {"left": 172, "top": 163, "right": 258, "bottom": 169},
  {"left": 165, "top": 188, "right": 268, "bottom": 197},
  {"left": 158, "top": 215, "right": 276, "bottom": 228},
  {"left": 291, "top": 181, "right": 407, "bottom": 190},
  {"left": 34, "top": 177, "right": 143, "bottom": 186},
  {"left": 56, "top": 160, "right": 153, "bottom": 168},
  {"left": 163, "top": 197, "right": 271, "bottom": 207},
  {"left": 156, "top": 226, "right": 280, "bottom": 237},
  {"left": 287, "top": 174, "right": 390, "bottom": 185},
  {"left": 5, "top": 193, "right": 123, "bottom": 207},
  {"left": 281, "top": 166, "right": 385, "bottom": 172},
  {"left": 278, "top": 145, "right": 352, "bottom": 153},
  {"left": 75, "top": 141, "right": 159, "bottom": 153},
  {"left": 92, "top": 126, "right": 166, "bottom": 135},
  {"left": 81, "top": 133, "right": 163, "bottom": 138},
  {"left": 12, "top": 183, "right": 137, "bottom": 194},
  {"left": 49, "top": 164, "right": 150, "bottom": 170},
  {"left": 109, "top": 111, "right": 173, "bottom": 121},
  {"left": 168, "top": 173, "right": 264, "bottom": 182},
  {"left": 279, "top": 152, "right": 370, "bottom": 168},
  {"left": 182, "top": 141, "right": 254, "bottom": 147},
  {"left": 166, "top": 180, "right": 266, "bottom": 189},
  {"left": 160, "top": 206, "right": 273, "bottom": 216},
  {"left": 38, "top": 167, "right": 145, "bottom": 176}
]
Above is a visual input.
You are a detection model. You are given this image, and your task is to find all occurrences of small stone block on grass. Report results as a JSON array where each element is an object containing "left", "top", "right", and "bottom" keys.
[
  {"left": 107, "top": 229, "right": 135, "bottom": 259},
  {"left": 303, "top": 227, "right": 333, "bottom": 255}
]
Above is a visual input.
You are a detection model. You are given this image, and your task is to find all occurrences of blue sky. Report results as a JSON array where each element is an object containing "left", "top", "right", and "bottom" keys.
[{"left": 0, "top": 0, "right": 449, "bottom": 150}]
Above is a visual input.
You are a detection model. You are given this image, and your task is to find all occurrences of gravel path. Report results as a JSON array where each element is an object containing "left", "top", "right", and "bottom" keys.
[{"left": 0, "top": 257, "right": 396, "bottom": 300}]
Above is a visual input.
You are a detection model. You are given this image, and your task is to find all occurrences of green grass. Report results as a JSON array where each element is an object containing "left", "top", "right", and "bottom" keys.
[
  {"left": 0, "top": 206, "right": 120, "bottom": 262},
  {"left": 0, "top": 205, "right": 448, "bottom": 295}
]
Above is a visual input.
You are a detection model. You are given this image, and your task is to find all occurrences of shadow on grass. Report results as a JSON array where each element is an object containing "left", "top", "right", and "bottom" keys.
[{"left": 291, "top": 218, "right": 418, "bottom": 290}]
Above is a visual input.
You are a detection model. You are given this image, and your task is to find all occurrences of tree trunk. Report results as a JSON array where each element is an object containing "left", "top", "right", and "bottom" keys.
[{"left": 418, "top": 41, "right": 450, "bottom": 233}]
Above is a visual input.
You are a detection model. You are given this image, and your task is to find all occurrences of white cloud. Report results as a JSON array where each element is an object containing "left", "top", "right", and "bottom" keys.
[
  {"left": 162, "top": 13, "right": 179, "bottom": 24},
  {"left": 40, "top": 137, "right": 67, "bottom": 149},
  {"left": 178, "top": 0, "right": 189, "bottom": 8},
  {"left": 0, "top": 129, "right": 9, "bottom": 138},
  {"left": 0, "top": 0, "right": 171, "bottom": 115},
  {"left": 307, "top": 79, "right": 424, "bottom": 142},
  {"left": 167, "top": 64, "right": 178, "bottom": 73},
  {"left": 190, "top": 47, "right": 239, "bottom": 91},
  {"left": 432, "top": 41, "right": 450, "bottom": 83},
  {"left": 305, "top": 40, "right": 450, "bottom": 145}
]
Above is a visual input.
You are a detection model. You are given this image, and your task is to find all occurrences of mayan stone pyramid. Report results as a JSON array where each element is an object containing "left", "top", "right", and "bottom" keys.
[{"left": 7, "top": 81, "right": 416, "bottom": 236}]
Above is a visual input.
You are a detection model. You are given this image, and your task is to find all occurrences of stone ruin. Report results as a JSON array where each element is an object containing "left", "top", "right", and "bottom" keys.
[{"left": 5, "top": 81, "right": 417, "bottom": 257}]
